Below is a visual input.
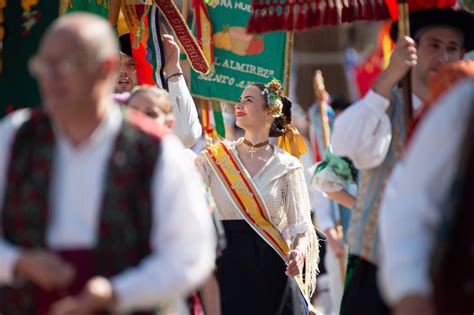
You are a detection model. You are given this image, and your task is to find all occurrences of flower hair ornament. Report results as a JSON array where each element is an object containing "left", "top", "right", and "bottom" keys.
[{"left": 262, "top": 79, "right": 284, "bottom": 118}]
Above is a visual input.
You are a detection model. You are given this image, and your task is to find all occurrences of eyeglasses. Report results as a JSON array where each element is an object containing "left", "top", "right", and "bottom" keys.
[{"left": 28, "top": 54, "right": 95, "bottom": 78}]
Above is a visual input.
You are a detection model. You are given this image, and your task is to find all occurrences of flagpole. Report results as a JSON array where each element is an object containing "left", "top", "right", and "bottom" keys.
[
  {"left": 108, "top": 0, "right": 123, "bottom": 26},
  {"left": 397, "top": 0, "right": 413, "bottom": 130},
  {"left": 313, "top": 70, "right": 346, "bottom": 285},
  {"left": 315, "top": 71, "right": 330, "bottom": 149},
  {"left": 182, "top": 0, "right": 189, "bottom": 22}
]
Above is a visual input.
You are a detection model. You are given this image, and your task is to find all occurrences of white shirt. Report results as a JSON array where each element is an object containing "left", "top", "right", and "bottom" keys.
[
  {"left": 311, "top": 189, "right": 335, "bottom": 232},
  {"left": 168, "top": 77, "right": 202, "bottom": 148},
  {"left": 331, "top": 90, "right": 421, "bottom": 170},
  {"left": 379, "top": 79, "right": 473, "bottom": 305},
  {"left": 0, "top": 105, "right": 216, "bottom": 312}
]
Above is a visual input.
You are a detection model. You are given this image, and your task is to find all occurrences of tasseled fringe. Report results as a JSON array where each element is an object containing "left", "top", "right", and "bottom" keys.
[
  {"left": 247, "top": 0, "right": 391, "bottom": 34},
  {"left": 300, "top": 227, "right": 320, "bottom": 300}
]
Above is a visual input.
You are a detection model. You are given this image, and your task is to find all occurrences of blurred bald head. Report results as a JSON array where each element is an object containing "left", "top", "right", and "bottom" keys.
[
  {"left": 33, "top": 13, "right": 120, "bottom": 117},
  {"left": 46, "top": 13, "right": 119, "bottom": 59}
]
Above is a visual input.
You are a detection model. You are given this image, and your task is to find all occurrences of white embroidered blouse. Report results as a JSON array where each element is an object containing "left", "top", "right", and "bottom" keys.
[{"left": 198, "top": 139, "right": 315, "bottom": 244}]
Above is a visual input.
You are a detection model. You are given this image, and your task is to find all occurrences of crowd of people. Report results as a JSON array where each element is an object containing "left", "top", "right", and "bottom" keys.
[{"left": 0, "top": 5, "right": 473, "bottom": 315}]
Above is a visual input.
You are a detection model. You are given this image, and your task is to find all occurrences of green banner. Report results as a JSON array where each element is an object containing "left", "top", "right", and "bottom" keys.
[
  {"left": 65, "top": 0, "right": 110, "bottom": 18},
  {"left": 190, "top": 0, "right": 290, "bottom": 104},
  {"left": 0, "top": 0, "right": 60, "bottom": 117}
]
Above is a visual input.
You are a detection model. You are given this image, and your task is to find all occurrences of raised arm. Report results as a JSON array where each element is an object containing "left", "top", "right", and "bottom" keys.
[
  {"left": 162, "top": 27, "right": 202, "bottom": 148},
  {"left": 332, "top": 36, "right": 417, "bottom": 170}
]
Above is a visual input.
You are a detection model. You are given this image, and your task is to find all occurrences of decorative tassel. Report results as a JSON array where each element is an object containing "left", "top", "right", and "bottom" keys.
[
  {"left": 364, "top": 0, "right": 373, "bottom": 20},
  {"left": 284, "top": 3, "right": 294, "bottom": 31},
  {"left": 355, "top": 0, "right": 364, "bottom": 19},
  {"left": 295, "top": 5, "right": 308, "bottom": 31},
  {"left": 323, "top": 0, "right": 337, "bottom": 25},
  {"left": 268, "top": 4, "right": 279, "bottom": 32},
  {"left": 373, "top": 0, "right": 382, "bottom": 20},
  {"left": 341, "top": 0, "right": 355, "bottom": 23},
  {"left": 307, "top": 2, "right": 321, "bottom": 28},
  {"left": 374, "top": 0, "right": 390, "bottom": 20}
]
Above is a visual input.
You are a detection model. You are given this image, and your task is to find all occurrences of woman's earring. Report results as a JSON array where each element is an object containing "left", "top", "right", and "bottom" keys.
[{"left": 265, "top": 121, "right": 271, "bottom": 129}]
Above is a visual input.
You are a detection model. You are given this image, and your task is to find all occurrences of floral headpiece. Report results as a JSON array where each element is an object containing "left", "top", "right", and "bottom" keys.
[{"left": 262, "top": 79, "right": 284, "bottom": 118}]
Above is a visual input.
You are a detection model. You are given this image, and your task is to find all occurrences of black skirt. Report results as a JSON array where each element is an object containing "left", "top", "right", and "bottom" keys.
[{"left": 217, "top": 220, "right": 307, "bottom": 315}]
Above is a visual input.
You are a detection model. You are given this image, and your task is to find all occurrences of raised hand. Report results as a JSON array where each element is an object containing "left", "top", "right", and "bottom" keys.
[
  {"left": 160, "top": 23, "right": 182, "bottom": 77},
  {"left": 373, "top": 35, "right": 417, "bottom": 98},
  {"left": 387, "top": 36, "right": 418, "bottom": 82}
]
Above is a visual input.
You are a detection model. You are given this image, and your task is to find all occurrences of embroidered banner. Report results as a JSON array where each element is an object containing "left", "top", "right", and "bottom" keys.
[
  {"left": 155, "top": 0, "right": 210, "bottom": 74},
  {"left": 190, "top": 0, "right": 291, "bottom": 104},
  {"left": 0, "top": 0, "right": 60, "bottom": 117},
  {"left": 64, "top": 0, "right": 111, "bottom": 17}
]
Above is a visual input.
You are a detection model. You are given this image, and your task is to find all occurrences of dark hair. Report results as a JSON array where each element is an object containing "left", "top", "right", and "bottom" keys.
[
  {"left": 252, "top": 83, "right": 292, "bottom": 137},
  {"left": 331, "top": 97, "right": 351, "bottom": 112}
]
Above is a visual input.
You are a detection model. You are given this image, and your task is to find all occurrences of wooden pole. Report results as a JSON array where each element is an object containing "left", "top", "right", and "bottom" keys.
[
  {"left": 313, "top": 70, "right": 346, "bottom": 285},
  {"left": 58, "top": 0, "right": 70, "bottom": 16},
  {"left": 314, "top": 70, "right": 330, "bottom": 148},
  {"left": 397, "top": 0, "right": 413, "bottom": 130},
  {"left": 181, "top": 0, "right": 189, "bottom": 22},
  {"left": 108, "top": 0, "right": 123, "bottom": 26}
]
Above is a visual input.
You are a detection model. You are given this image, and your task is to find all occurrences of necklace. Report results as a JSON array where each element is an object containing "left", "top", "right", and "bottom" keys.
[{"left": 243, "top": 139, "right": 269, "bottom": 158}]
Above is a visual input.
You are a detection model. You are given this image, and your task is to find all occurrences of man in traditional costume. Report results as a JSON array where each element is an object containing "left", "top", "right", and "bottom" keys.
[
  {"left": 0, "top": 13, "right": 215, "bottom": 314},
  {"left": 380, "top": 78, "right": 474, "bottom": 315},
  {"left": 329, "top": 8, "right": 474, "bottom": 315}
]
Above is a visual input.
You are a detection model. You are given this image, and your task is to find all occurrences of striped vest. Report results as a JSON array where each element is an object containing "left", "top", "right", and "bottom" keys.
[{"left": 348, "top": 90, "right": 407, "bottom": 265}]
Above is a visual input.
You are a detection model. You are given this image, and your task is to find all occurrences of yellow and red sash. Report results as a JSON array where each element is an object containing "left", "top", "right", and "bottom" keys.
[{"left": 204, "top": 142, "right": 315, "bottom": 306}]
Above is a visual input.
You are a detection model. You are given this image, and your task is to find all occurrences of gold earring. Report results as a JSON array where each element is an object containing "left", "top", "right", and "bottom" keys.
[{"left": 265, "top": 121, "right": 271, "bottom": 129}]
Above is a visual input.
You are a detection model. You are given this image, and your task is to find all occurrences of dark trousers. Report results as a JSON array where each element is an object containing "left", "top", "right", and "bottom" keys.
[{"left": 340, "top": 256, "right": 390, "bottom": 315}]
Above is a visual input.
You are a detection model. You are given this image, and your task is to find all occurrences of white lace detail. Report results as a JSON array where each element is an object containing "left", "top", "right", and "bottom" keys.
[
  {"left": 282, "top": 222, "right": 311, "bottom": 243},
  {"left": 313, "top": 167, "right": 345, "bottom": 193}
]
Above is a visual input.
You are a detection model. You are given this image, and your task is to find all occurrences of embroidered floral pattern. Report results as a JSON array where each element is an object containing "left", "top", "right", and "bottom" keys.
[{"left": 21, "top": 0, "right": 41, "bottom": 36}]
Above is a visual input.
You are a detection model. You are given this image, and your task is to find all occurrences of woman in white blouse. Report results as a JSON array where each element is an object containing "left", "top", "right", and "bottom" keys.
[{"left": 198, "top": 81, "right": 319, "bottom": 315}]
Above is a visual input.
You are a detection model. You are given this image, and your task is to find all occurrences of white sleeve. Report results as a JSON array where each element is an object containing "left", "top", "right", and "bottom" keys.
[
  {"left": 111, "top": 135, "right": 216, "bottom": 311},
  {"left": 311, "top": 189, "right": 335, "bottom": 232},
  {"left": 331, "top": 89, "right": 392, "bottom": 170},
  {"left": 379, "top": 80, "right": 473, "bottom": 306},
  {"left": 168, "top": 77, "right": 202, "bottom": 148},
  {"left": 0, "top": 109, "right": 32, "bottom": 284}
]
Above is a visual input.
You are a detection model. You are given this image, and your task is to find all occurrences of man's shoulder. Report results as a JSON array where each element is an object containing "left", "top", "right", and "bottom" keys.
[{"left": 1, "top": 108, "right": 49, "bottom": 135}]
